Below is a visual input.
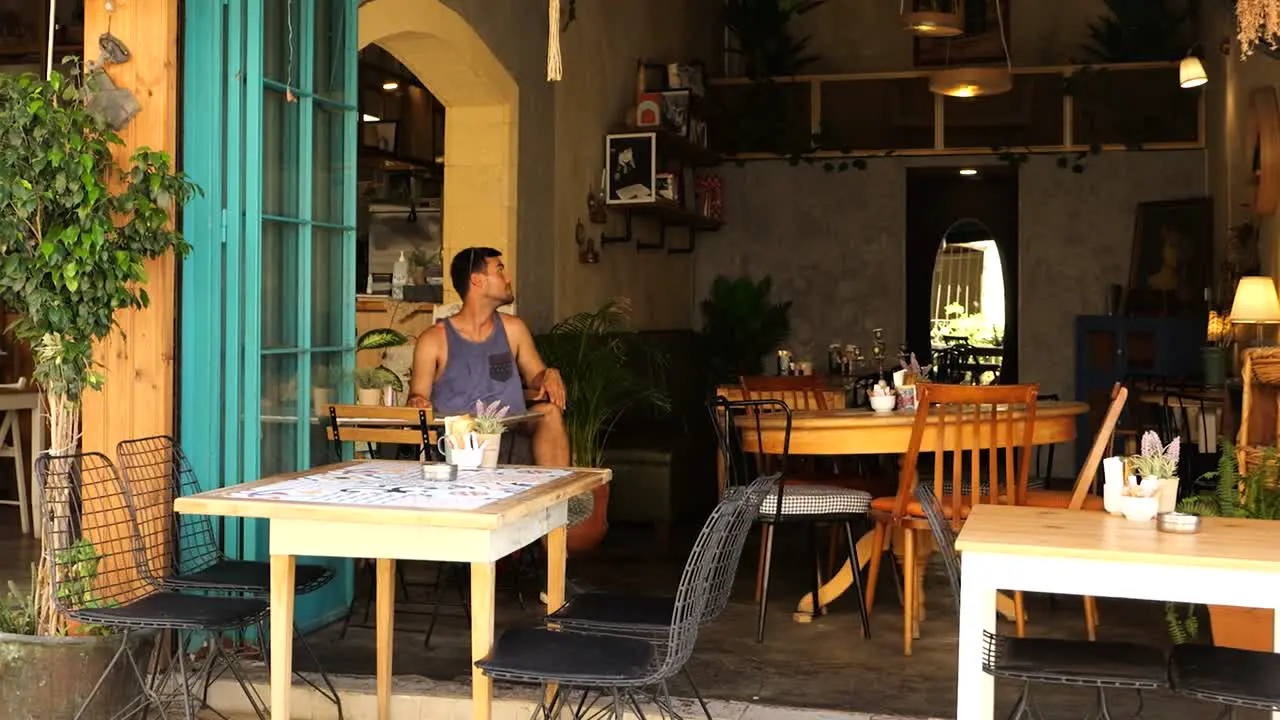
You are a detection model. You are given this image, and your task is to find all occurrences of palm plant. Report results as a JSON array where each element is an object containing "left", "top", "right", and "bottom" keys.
[
  {"left": 534, "top": 298, "right": 670, "bottom": 468},
  {"left": 700, "top": 274, "right": 792, "bottom": 384}
]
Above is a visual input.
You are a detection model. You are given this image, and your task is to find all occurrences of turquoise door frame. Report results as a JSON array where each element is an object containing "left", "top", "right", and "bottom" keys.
[{"left": 180, "top": 0, "right": 359, "bottom": 631}]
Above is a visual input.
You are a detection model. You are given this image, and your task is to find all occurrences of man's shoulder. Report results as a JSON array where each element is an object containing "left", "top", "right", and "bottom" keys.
[
  {"left": 498, "top": 312, "right": 530, "bottom": 336},
  {"left": 416, "top": 322, "right": 446, "bottom": 347}
]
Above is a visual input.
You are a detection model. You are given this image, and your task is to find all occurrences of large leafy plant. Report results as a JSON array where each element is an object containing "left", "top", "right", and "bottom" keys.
[
  {"left": 724, "top": 0, "right": 826, "bottom": 79},
  {"left": 0, "top": 67, "right": 198, "bottom": 635},
  {"left": 699, "top": 274, "right": 792, "bottom": 384},
  {"left": 534, "top": 298, "right": 669, "bottom": 468},
  {"left": 1166, "top": 442, "right": 1280, "bottom": 643}
]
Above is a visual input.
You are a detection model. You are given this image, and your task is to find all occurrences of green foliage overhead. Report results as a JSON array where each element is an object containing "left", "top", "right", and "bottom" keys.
[
  {"left": 0, "top": 67, "right": 198, "bottom": 401},
  {"left": 700, "top": 275, "right": 792, "bottom": 383},
  {"left": 723, "top": 0, "right": 826, "bottom": 79},
  {"left": 1079, "top": 0, "right": 1189, "bottom": 63}
]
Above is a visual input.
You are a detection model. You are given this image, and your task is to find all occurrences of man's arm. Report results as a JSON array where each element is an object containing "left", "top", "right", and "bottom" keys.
[
  {"left": 502, "top": 315, "right": 566, "bottom": 409},
  {"left": 406, "top": 325, "right": 443, "bottom": 408}
]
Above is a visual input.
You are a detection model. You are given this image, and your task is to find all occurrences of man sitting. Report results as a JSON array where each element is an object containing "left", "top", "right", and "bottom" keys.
[{"left": 407, "top": 246, "right": 569, "bottom": 464}]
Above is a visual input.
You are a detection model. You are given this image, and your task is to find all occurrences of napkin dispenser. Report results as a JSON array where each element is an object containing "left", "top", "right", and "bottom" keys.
[{"left": 1102, "top": 456, "right": 1124, "bottom": 514}]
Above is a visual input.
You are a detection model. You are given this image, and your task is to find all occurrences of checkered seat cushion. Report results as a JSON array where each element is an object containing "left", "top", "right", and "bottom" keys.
[{"left": 749, "top": 483, "right": 872, "bottom": 517}]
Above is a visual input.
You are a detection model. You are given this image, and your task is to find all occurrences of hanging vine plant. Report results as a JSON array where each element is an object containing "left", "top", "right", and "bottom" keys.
[{"left": 1237, "top": 0, "right": 1280, "bottom": 57}]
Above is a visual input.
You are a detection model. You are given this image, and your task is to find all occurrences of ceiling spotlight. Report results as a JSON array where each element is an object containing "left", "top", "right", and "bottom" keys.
[
  {"left": 382, "top": 81, "right": 400, "bottom": 91},
  {"left": 959, "top": 168, "right": 978, "bottom": 176}
]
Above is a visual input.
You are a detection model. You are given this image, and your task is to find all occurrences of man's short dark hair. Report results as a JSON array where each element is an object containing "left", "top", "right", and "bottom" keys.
[{"left": 450, "top": 247, "right": 502, "bottom": 299}]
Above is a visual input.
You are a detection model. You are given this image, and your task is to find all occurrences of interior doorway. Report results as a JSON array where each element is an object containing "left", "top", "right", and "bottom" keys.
[{"left": 905, "top": 165, "right": 1020, "bottom": 382}]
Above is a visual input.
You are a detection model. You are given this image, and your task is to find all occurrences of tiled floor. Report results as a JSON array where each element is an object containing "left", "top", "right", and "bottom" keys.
[{"left": 1, "top": 508, "right": 1262, "bottom": 719}]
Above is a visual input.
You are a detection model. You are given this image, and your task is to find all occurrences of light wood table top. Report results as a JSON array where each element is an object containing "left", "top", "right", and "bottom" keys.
[
  {"left": 957, "top": 504, "right": 1280, "bottom": 572},
  {"left": 740, "top": 400, "right": 1087, "bottom": 456}
]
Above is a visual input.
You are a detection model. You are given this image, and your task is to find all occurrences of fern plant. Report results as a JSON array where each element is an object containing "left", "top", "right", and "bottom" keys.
[
  {"left": 534, "top": 298, "right": 670, "bottom": 468},
  {"left": 1166, "top": 442, "right": 1280, "bottom": 642}
]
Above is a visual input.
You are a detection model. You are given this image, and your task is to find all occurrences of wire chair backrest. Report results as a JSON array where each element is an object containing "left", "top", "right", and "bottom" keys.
[
  {"left": 914, "top": 482, "right": 962, "bottom": 615},
  {"left": 646, "top": 484, "right": 751, "bottom": 682},
  {"left": 708, "top": 396, "right": 791, "bottom": 516},
  {"left": 702, "top": 472, "right": 779, "bottom": 623},
  {"left": 36, "top": 451, "right": 156, "bottom": 618},
  {"left": 116, "top": 435, "right": 222, "bottom": 585}
]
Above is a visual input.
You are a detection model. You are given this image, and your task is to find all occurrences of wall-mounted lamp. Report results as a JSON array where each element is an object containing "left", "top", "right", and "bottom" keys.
[
  {"left": 575, "top": 219, "right": 599, "bottom": 264},
  {"left": 1179, "top": 56, "right": 1207, "bottom": 89}
]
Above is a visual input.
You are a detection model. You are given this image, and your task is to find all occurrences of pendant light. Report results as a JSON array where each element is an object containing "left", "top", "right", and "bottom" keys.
[
  {"left": 901, "top": 0, "right": 963, "bottom": 38},
  {"left": 928, "top": 0, "right": 1013, "bottom": 98}
]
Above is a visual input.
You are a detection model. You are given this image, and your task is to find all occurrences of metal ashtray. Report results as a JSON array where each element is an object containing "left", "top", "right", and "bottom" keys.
[{"left": 1156, "top": 512, "right": 1201, "bottom": 534}]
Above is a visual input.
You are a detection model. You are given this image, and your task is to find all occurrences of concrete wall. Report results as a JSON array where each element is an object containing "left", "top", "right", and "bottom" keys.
[
  {"left": 552, "top": 1, "right": 720, "bottom": 329},
  {"left": 693, "top": 150, "right": 1207, "bottom": 470}
]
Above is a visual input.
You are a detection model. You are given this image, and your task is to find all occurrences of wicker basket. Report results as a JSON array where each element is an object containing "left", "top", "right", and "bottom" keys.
[{"left": 1237, "top": 347, "right": 1280, "bottom": 472}]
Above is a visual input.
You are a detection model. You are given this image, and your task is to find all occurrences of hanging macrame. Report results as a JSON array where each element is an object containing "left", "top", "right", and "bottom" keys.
[
  {"left": 546, "top": 0, "right": 562, "bottom": 81},
  {"left": 1237, "top": 0, "right": 1280, "bottom": 58}
]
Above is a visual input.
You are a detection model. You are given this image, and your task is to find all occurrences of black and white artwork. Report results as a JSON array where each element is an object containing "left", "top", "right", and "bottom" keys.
[{"left": 605, "top": 132, "right": 656, "bottom": 205}]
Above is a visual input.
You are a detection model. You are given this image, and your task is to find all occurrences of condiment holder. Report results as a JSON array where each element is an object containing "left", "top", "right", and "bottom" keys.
[{"left": 1156, "top": 512, "right": 1201, "bottom": 534}]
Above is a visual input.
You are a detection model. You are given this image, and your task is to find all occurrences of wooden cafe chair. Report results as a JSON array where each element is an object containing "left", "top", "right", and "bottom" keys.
[
  {"left": 739, "top": 374, "right": 832, "bottom": 411},
  {"left": 1020, "top": 382, "right": 1127, "bottom": 641},
  {"left": 325, "top": 403, "right": 436, "bottom": 461},
  {"left": 864, "top": 382, "right": 1039, "bottom": 656}
]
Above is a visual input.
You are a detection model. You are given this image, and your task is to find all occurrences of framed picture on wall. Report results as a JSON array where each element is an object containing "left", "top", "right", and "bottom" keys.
[
  {"left": 1124, "top": 197, "right": 1213, "bottom": 317},
  {"left": 604, "top": 132, "right": 656, "bottom": 205}
]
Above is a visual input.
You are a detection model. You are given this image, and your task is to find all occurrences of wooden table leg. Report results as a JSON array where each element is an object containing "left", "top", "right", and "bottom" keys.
[
  {"left": 270, "top": 554, "right": 296, "bottom": 720},
  {"left": 471, "top": 561, "right": 496, "bottom": 720},
  {"left": 543, "top": 526, "right": 567, "bottom": 704},
  {"left": 376, "top": 558, "right": 394, "bottom": 720}
]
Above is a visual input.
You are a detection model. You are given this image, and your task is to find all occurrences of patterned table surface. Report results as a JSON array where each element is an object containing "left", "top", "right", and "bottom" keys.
[{"left": 175, "top": 460, "right": 611, "bottom": 530}]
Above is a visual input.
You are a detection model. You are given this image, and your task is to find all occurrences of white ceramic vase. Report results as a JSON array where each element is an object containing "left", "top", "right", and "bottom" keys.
[
  {"left": 1155, "top": 477, "right": 1179, "bottom": 513},
  {"left": 356, "top": 387, "right": 382, "bottom": 406},
  {"left": 477, "top": 433, "right": 502, "bottom": 468}
]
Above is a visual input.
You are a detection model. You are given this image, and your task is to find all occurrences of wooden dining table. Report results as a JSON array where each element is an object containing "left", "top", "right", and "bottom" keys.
[
  {"left": 174, "top": 460, "right": 611, "bottom": 720},
  {"left": 727, "top": 397, "right": 1087, "bottom": 621},
  {"left": 955, "top": 504, "right": 1280, "bottom": 720}
]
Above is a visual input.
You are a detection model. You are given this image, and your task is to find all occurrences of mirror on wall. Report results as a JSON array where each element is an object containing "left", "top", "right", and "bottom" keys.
[{"left": 930, "top": 218, "right": 1006, "bottom": 384}]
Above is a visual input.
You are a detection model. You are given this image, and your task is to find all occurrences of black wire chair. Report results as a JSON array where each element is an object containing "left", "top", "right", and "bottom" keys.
[
  {"left": 37, "top": 451, "right": 270, "bottom": 720},
  {"left": 709, "top": 396, "right": 872, "bottom": 643},
  {"left": 476, "top": 474, "right": 756, "bottom": 719},
  {"left": 1170, "top": 643, "right": 1280, "bottom": 719},
  {"left": 545, "top": 472, "right": 779, "bottom": 720},
  {"left": 913, "top": 484, "right": 1169, "bottom": 719},
  {"left": 115, "top": 435, "right": 344, "bottom": 718}
]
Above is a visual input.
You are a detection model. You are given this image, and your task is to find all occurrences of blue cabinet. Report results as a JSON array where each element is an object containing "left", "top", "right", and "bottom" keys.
[{"left": 1074, "top": 315, "right": 1206, "bottom": 461}]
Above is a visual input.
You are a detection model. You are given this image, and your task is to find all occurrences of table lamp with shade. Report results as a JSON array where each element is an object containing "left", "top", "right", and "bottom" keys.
[{"left": 1229, "top": 276, "right": 1280, "bottom": 373}]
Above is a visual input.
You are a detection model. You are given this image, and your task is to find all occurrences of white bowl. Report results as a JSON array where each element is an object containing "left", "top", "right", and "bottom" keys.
[
  {"left": 1120, "top": 495, "right": 1159, "bottom": 522},
  {"left": 869, "top": 395, "right": 897, "bottom": 413}
]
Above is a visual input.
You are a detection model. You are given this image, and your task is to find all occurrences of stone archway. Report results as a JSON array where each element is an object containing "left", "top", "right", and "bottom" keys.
[{"left": 358, "top": 0, "right": 518, "bottom": 306}]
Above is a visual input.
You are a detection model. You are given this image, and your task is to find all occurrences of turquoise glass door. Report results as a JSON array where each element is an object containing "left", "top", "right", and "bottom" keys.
[{"left": 181, "top": 0, "right": 359, "bottom": 631}]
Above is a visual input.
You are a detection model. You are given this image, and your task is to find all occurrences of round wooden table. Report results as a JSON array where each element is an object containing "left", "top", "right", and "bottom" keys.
[{"left": 737, "top": 400, "right": 1089, "bottom": 622}]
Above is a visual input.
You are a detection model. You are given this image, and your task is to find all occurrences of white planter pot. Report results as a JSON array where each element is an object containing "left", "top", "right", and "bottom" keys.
[
  {"left": 1155, "top": 476, "right": 1179, "bottom": 513},
  {"left": 477, "top": 433, "right": 502, "bottom": 468},
  {"left": 1120, "top": 494, "right": 1159, "bottom": 522},
  {"left": 356, "top": 388, "right": 382, "bottom": 406},
  {"left": 311, "top": 388, "right": 335, "bottom": 417}
]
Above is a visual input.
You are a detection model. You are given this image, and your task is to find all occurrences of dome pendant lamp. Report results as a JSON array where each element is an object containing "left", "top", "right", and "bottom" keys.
[
  {"left": 928, "top": 0, "right": 1013, "bottom": 98},
  {"left": 902, "top": 0, "right": 964, "bottom": 38}
]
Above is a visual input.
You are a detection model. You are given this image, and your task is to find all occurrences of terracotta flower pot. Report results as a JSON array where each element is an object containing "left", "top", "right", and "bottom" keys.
[
  {"left": 566, "top": 484, "right": 610, "bottom": 554},
  {"left": 1208, "top": 604, "right": 1274, "bottom": 651}
]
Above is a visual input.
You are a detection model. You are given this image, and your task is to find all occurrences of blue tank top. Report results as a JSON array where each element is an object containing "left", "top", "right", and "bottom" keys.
[{"left": 432, "top": 314, "right": 529, "bottom": 417}]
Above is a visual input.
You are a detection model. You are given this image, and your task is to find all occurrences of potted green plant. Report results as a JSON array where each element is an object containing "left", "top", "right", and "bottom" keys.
[
  {"left": 470, "top": 400, "right": 510, "bottom": 469},
  {"left": 353, "top": 328, "right": 408, "bottom": 405},
  {"left": 0, "top": 65, "right": 192, "bottom": 713},
  {"left": 1128, "top": 431, "right": 1180, "bottom": 514},
  {"left": 699, "top": 274, "right": 792, "bottom": 386},
  {"left": 535, "top": 298, "right": 670, "bottom": 552},
  {"left": 1167, "top": 443, "right": 1280, "bottom": 649}
]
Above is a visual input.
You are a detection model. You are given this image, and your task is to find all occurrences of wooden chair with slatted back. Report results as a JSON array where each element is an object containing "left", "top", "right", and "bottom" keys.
[
  {"left": 739, "top": 375, "right": 831, "bottom": 411},
  {"left": 864, "top": 382, "right": 1039, "bottom": 656},
  {"left": 325, "top": 404, "right": 436, "bottom": 461},
  {"left": 1021, "top": 382, "right": 1127, "bottom": 640}
]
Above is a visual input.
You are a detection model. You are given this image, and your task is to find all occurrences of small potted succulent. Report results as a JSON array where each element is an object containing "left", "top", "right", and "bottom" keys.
[
  {"left": 470, "top": 400, "right": 510, "bottom": 468},
  {"left": 1128, "top": 431, "right": 1181, "bottom": 515}
]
